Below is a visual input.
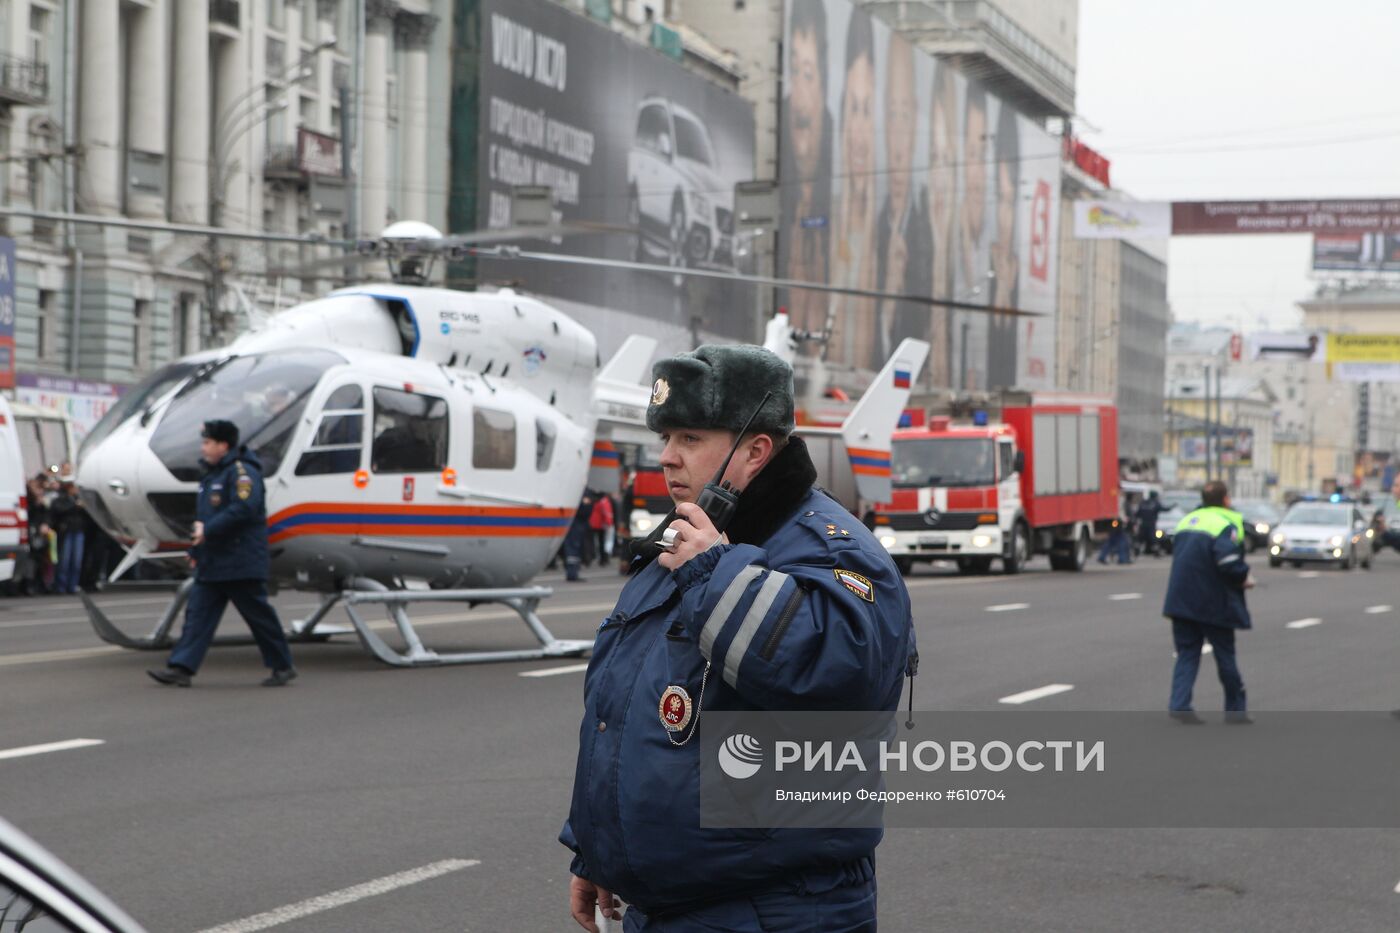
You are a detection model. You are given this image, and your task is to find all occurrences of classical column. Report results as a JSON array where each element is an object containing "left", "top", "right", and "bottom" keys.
[
  {"left": 78, "top": 0, "right": 121, "bottom": 214},
  {"left": 283, "top": 0, "right": 303, "bottom": 149},
  {"left": 360, "top": 0, "right": 397, "bottom": 235},
  {"left": 214, "top": 27, "right": 250, "bottom": 227},
  {"left": 126, "top": 0, "right": 167, "bottom": 218},
  {"left": 170, "top": 0, "right": 211, "bottom": 223},
  {"left": 396, "top": 12, "right": 437, "bottom": 224}
]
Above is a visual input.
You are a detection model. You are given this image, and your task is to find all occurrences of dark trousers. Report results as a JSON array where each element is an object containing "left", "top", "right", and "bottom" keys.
[
  {"left": 1170, "top": 617, "right": 1246, "bottom": 712},
  {"left": 622, "top": 876, "right": 875, "bottom": 932},
  {"left": 1097, "top": 528, "right": 1131, "bottom": 564},
  {"left": 168, "top": 580, "right": 294, "bottom": 674},
  {"left": 56, "top": 531, "right": 85, "bottom": 594}
]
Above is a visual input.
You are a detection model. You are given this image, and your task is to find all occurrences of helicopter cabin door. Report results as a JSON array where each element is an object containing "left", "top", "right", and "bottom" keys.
[
  {"left": 363, "top": 384, "right": 452, "bottom": 554},
  {"left": 281, "top": 380, "right": 370, "bottom": 544}
]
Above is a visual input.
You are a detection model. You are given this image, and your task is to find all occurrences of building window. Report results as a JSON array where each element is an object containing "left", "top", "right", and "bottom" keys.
[
  {"left": 28, "top": 6, "right": 50, "bottom": 66},
  {"left": 177, "top": 293, "right": 198, "bottom": 356},
  {"left": 535, "top": 418, "right": 556, "bottom": 471},
  {"left": 37, "top": 288, "right": 56, "bottom": 360},
  {"left": 133, "top": 299, "right": 152, "bottom": 373}
]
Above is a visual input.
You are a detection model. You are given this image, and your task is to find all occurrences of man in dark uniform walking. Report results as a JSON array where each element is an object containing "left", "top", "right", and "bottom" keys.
[
  {"left": 148, "top": 420, "right": 297, "bottom": 687},
  {"left": 561, "top": 345, "right": 915, "bottom": 932},
  {"left": 1162, "top": 480, "right": 1252, "bottom": 723}
]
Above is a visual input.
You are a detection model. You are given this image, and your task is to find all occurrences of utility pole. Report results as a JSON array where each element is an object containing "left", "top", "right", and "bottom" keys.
[{"left": 1202, "top": 364, "right": 1212, "bottom": 482}]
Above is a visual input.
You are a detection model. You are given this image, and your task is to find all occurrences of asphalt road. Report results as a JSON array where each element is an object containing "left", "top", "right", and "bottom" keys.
[{"left": 1, "top": 549, "right": 1397, "bottom": 932}]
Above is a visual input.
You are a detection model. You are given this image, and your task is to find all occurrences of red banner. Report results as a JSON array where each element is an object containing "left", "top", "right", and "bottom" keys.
[{"left": 1172, "top": 199, "right": 1400, "bottom": 235}]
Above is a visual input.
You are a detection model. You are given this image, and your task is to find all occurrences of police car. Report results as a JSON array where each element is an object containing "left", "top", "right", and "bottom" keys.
[{"left": 1268, "top": 499, "right": 1373, "bottom": 570}]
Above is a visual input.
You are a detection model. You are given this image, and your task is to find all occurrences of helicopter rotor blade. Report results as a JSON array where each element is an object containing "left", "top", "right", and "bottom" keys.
[{"left": 468, "top": 247, "right": 1045, "bottom": 318}]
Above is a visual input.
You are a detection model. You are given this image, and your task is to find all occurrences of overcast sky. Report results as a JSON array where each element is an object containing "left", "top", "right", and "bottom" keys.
[{"left": 1075, "top": 0, "right": 1400, "bottom": 333}]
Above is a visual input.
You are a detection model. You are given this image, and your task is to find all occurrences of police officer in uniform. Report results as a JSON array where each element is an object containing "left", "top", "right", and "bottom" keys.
[
  {"left": 561, "top": 345, "right": 915, "bottom": 931},
  {"left": 1162, "top": 480, "right": 1252, "bottom": 723},
  {"left": 148, "top": 420, "right": 297, "bottom": 687}
]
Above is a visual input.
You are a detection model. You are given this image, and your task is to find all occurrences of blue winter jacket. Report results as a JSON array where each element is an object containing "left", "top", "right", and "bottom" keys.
[
  {"left": 1162, "top": 506, "right": 1251, "bottom": 629},
  {"left": 560, "top": 439, "right": 914, "bottom": 915},
  {"left": 192, "top": 447, "right": 271, "bottom": 582}
]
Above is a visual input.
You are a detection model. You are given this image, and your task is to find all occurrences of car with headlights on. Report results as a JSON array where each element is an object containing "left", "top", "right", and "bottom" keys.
[
  {"left": 1154, "top": 489, "right": 1202, "bottom": 554},
  {"left": 1233, "top": 498, "right": 1282, "bottom": 552},
  {"left": 1267, "top": 501, "right": 1372, "bottom": 570}
]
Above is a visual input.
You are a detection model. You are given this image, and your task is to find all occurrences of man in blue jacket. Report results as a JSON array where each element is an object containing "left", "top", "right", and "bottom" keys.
[
  {"left": 562, "top": 345, "right": 915, "bottom": 932},
  {"left": 1162, "top": 481, "right": 1252, "bottom": 723},
  {"left": 148, "top": 420, "right": 296, "bottom": 688}
]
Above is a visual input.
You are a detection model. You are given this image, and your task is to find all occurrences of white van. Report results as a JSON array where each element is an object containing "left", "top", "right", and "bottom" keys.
[{"left": 0, "top": 396, "right": 30, "bottom": 582}]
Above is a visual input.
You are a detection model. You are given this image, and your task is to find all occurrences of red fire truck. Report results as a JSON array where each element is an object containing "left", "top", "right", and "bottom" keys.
[{"left": 873, "top": 391, "right": 1119, "bottom": 574}]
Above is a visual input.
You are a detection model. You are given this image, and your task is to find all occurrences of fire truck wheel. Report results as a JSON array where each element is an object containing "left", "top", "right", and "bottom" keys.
[{"left": 1003, "top": 522, "right": 1030, "bottom": 575}]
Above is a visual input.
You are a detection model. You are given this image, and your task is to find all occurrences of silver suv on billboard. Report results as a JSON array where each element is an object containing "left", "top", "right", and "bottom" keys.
[{"left": 627, "top": 97, "right": 736, "bottom": 272}]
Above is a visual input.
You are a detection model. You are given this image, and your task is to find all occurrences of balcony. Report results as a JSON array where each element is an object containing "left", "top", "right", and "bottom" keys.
[
  {"left": 264, "top": 144, "right": 302, "bottom": 181},
  {"left": 0, "top": 53, "right": 48, "bottom": 107},
  {"left": 862, "top": 0, "right": 1076, "bottom": 118}
]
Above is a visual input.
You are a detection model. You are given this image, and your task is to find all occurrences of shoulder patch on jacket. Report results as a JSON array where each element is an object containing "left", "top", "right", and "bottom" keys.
[
  {"left": 834, "top": 568, "right": 875, "bottom": 602},
  {"left": 235, "top": 462, "right": 253, "bottom": 500}
]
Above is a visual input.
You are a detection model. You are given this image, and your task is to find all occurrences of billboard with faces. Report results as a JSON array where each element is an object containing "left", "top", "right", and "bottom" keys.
[{"left": 779, "top": 0, "right": 1061, "bottom": 390}]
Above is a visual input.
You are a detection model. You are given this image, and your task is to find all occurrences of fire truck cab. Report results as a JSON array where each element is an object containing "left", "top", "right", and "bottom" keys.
[{"left": 873, "top": 391, "right": 1119, "bottom": 575}]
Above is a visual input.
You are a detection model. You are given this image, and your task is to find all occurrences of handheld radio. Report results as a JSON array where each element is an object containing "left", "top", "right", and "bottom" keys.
[{"left": 659, "top": 391, "right": 773, "bottom": 552}]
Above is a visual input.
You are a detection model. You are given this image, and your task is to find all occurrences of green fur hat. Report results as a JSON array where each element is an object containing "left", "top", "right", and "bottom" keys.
[{"left": 646, "top": 344, "right": 795, "bottom": 437}]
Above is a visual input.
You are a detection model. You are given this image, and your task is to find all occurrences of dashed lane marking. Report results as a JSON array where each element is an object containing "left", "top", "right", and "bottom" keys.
[
  {"left": 0, "top": 738, "right": 104, "bottom": 761},
  {"left": 1365, "top": 605, "right": 1392, "bottom": 614},
  {"left": 1108, "top": 593, "right": 1142, "bottom": 601},
  {"left": 985, "top": 603, "right": 1030, "bottom": 613},
  {"left": 519, "top": 662, "right": 591, "bottom": 678},
  {"left": 1298, "top": 571, "right": 1320, "bottom": 579},
  {"left": 194, "top": 859, "right": 480, "bottom": 933},
  {"left": 999, "top": 683, "right": 1074, "bottom": 705},
  {"left": 1286, "top": 618, "right": 1323, "bottom": 630}
]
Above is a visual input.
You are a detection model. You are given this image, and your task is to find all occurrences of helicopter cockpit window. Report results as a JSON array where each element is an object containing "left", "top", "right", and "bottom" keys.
[
  {"left": 149, "top": 350, "right": 344, "bottom": 482},
  {"left": 535, "top": 419, "right": 556, "bottom": 472},
  {"left": 296, "top": 384, "right": 365, "bottom": 476},
  {"left": 371, "top": 387, "right": 448, "bottom": 473},
  {"left": 78, "top": 358, "right": 203, "bottom": 462},
  {"left": 473, "top": 408, "right": 517, "bottom": 470}
]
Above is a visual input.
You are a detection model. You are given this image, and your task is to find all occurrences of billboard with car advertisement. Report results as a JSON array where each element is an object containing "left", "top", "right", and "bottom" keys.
[
  {"left": 473, "top": 0, "right": 757, "bottom": 345},
  {"left": 778, "top": 0, "right": 1062, "bottom": 391}
]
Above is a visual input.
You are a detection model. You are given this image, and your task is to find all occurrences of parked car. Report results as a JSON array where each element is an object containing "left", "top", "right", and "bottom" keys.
[
  {"left": 1268, "top": 501, "right": 1372, "bottom": 570},
  {"left": 0, "top": 814, "right": 146, "bottom": 931},
  {"left": 626, "top": 97, "right": 735, "bottom": 271}
]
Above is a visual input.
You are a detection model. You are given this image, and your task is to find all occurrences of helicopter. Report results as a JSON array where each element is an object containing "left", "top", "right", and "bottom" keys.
[{"left": 65, "top": 215, "right": 1000, "bottom": 667}]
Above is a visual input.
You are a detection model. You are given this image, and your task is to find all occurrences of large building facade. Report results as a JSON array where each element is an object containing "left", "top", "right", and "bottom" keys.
[{"left": 0, "top": 0, "right": 448, "bottom": 431}]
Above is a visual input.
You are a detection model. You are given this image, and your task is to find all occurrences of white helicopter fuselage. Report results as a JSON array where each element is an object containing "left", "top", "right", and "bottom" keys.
[{"left": 77, "top": 285, "right": 611, "bottom": 590}]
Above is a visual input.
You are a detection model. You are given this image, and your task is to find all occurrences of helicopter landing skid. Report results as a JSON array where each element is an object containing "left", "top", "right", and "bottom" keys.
[{"left": 336, "top": 579, "right": 593, "bottom": 667}]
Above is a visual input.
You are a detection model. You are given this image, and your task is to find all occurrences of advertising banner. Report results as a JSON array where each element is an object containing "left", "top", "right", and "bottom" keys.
[
  {"left": 0, "top": 237, "right": 15, "bottom": 389},
  {"left": 15, "top": 373, "right": 125, "bottom": 441},
  {"left": 778, "top": 0, "right": 1061, "bottom": 390},
  {"left": 1326, "top": 333, "right": 1400, "bottom": 382},
  {"left": 476, "top": 0, "right": 757, "bottom": 341},
  {"left": 1072, "top": 200, "right": 1170, "bottom": 240},
  {"left": 1178, "top": 428, "right": 1253, "bottom": 468},
  {"left": 1312, "top": 232, "right": 1400, "bottom": 271},
  {"left": 1248, "top": 331, "right": 1323, "bottom": 362}
]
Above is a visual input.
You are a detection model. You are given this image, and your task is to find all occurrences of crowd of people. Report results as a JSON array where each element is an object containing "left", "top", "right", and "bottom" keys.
[
  {"left": 16, "top": 467, "right": 117, "bottom": 595},
  {"left": 553, "top": 487, "right": 620, "bottom": 582}
]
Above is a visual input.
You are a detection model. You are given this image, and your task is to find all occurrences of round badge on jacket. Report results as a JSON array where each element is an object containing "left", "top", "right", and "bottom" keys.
[{"left": 659, "top": 685, "right": 693, "bottom": 732}]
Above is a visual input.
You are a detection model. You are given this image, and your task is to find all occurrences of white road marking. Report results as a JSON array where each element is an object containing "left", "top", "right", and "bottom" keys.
[
  {"left": 1394, "top": 877, "right": 1400, "bottom": 895},
  {"left": 1108, "top": 592, "right": 1142, "bottom": 601},
  {"left": 1298, "top": 571, "right": 1320, "bottom": 579},
  {"left": 194, "top": 859, "right": 480, "bottom": 933},
  {"left": 999, "top": 683, "right": 1074, "bottom": 705},
  {"left": 1365, "top": 605, "right": 1392, "bottom": 615},
  {"left": 0, "top": 738, "right": 104, "bottom": 761},
  {"left": 519, "top": 662, "right": 591, "bottom": 678},
  {"left": 1286, "top": 618, "right": 1323, "bottom": 630},
  {"left": 1171, "top": 645, "right": 1212, "bottom": 659},
  {"left": 0, "top": 646, "right": 120, "bottom": 668},
  {"left": 985, "top": 603, "right": 1030, "bottom": 613}
]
